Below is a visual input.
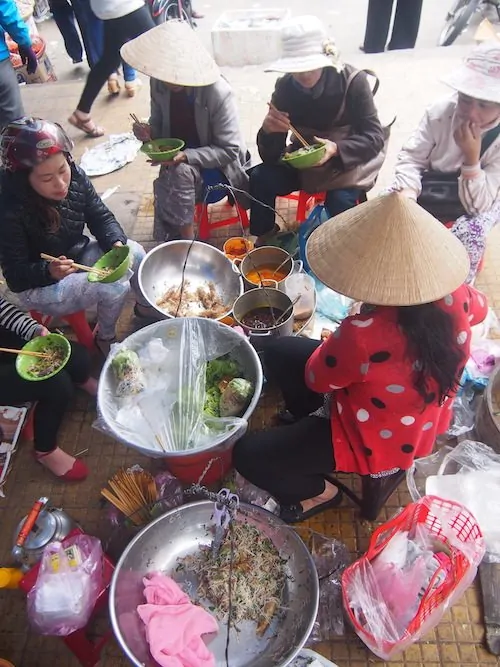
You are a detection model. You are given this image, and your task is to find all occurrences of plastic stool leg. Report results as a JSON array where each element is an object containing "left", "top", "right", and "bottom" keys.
[
  {"left": 63, "top": 311, "right": 95, "bottom": 350},
  {"left": 296, "top": 191, "right": 309, "bottom": 222},
  {"left": 197, "top": 204, "right": 210, "bottom": 240}
]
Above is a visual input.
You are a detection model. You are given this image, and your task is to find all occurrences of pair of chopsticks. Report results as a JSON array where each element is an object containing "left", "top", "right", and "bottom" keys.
[
  {"left": 268, "top": 102, "right": 310, "bottom": 148},
  {"left": 0, "top": 347, "right": 50, "bottom": 358},
  {"left": 40, "top": 253, "right": 108, "bottom": 278}
]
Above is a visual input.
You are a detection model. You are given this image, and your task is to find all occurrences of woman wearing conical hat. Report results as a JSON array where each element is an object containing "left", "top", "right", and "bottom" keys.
[
  {"left": 388, "top": 42, "right": 500, "bottom": 283},
  {"left": 233, "top": 194, "right": 488, "bottom": 524},
  {"left": 122, "top": 21, "right": 249, "bottom": 242}
]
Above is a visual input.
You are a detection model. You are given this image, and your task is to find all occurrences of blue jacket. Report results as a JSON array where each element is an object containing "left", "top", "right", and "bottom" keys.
[{"left": 0, "top": 0, "right": 31, "bottom": 63}]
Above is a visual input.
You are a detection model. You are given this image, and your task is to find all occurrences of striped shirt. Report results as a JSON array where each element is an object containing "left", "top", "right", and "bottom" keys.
[{"left": 0, "top": 297, "right": 40, "bottom": 341}]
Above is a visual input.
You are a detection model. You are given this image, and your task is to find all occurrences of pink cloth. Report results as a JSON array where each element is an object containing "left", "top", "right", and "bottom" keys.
[{"left": 137, "top": 574, "right": 218, "bottom": 667}]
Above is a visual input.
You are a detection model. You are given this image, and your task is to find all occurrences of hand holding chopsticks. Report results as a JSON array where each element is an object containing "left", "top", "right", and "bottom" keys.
[
  {"left": 266, "top": 102, "right": 310, "bottom": 148},
  {"left": 130, "top": 113, "right": 151, "bottom": 142},
  {"left": 40, "top": 253, "right": 108, "bottom": 279}
]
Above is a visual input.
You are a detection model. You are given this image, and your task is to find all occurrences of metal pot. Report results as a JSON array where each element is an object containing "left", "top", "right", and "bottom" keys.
[
  {"left": 238, "top": 246, "right": 302, "bottom": 291},
  {"left": 233, "top": 288, "right": 294, "bottom": 343},
  {"left": 12, "top": 497, "right": 76, "bottom": 569}
]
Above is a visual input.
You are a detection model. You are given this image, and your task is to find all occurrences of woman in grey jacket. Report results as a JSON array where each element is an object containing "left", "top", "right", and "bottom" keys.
[{"left": 123, "top": 21, "right": 249, "bottom": 241}]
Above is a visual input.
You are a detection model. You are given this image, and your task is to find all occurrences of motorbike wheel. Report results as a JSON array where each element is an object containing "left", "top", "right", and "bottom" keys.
[
  {"left": 164, "top": 0, "right": 195, "bottom": 27},
  {"left": 438, "top": 0, "right": 481, "bottom": 46}
]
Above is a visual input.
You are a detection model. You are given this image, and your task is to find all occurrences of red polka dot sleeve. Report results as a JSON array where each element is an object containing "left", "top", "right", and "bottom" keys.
[
  {"left": 465, "top": 285, "right": 488, "bottom": 326},
  {"left": 305, "top": 316, "right": 370, "bottom": 393}
]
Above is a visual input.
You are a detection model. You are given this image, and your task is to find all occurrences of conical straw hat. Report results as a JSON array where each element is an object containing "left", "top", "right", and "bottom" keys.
[
  {"left": 120, "top": 20, "right": 220, "bottom": 87},
  {"left": 306, "top": 193, "right": 470, "bottom": 306}
]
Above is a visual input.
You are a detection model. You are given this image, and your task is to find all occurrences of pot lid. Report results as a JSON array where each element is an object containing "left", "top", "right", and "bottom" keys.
[{"left": 22, "top": 510, "right": 57, "bottom": 550}]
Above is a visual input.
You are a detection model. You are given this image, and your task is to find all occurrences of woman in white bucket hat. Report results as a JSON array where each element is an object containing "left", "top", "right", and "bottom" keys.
[
  {"left": 388, "top": 41, "right": 500, "bottom": 283},
  {"left": 123, "top": 21, "right": 249, "bottom": 242},
  {"left": 249, "top": 15, "right": 385, "bottom": 246}
]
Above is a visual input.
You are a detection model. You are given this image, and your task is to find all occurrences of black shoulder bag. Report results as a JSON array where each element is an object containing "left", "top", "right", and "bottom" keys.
[{"left": 417, "top": 123, "right": 500, "bottom": 222}]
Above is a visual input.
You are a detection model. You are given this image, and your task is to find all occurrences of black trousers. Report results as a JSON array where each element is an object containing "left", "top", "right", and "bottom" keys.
[
  {"left": 77, "top": 5, "right": 154, "bottom": 113},
  {"left": 362, "top": 0, "right": 423, "bottom": 53},
  {"left": 0, "top": 332, "right": 91, "bottom": 453},
  {"left": 249, "top": 163, "right": 363, "bottom": 236},
  {"left": 233, "top": 337, "right": 335, "bottom": 504}
]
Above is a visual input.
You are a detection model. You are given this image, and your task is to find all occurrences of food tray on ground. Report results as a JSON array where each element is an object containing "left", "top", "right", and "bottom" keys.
[
  {"left": 282, "top": 144, "right": 326, "bottom": 169},
  {"left": 140, "top": 138, "right": 185, "bottom": 162},
  {"left": 109, "top": 500, "right": 319, "bottom": 667},
  {"left": 16, "top": 333, "right": 71, "bottom": 381},
  {"left": 88, "top": 245, "right": 131, "bottom": 283},
  {"left": 289, "top": 648, "right": 339, "bottom": 667}
]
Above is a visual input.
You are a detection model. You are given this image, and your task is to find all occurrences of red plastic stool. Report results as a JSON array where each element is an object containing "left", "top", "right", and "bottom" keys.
[
  {"left": 196, "top": 199, "right": 249, "bottom": 241},
  {"left": 30, "top": 310, "right": 95, "bottom": 351},
  {"left": 280, "top": 191, "right": 326, "bottom": 222},
  {"left": 19, "top": 527, "right": 115, "bottom": 667}
]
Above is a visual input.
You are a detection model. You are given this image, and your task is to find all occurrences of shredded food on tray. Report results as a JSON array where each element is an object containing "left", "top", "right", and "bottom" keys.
[
  {"left": 156, "top": 280, "right": 227, "bottom": 318},
  {"left": 177, "top": 521, "right": 286, "bottom": 635}
]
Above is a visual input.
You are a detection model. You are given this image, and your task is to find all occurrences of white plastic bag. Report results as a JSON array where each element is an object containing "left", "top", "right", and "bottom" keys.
[{"left": 27, "top": 534, "right": 103, "bottom": 636}]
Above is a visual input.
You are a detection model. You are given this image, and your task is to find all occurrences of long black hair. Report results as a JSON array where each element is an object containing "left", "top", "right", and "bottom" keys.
[{"left": 397, "top": 302, "right": 465, "bottom": 405}]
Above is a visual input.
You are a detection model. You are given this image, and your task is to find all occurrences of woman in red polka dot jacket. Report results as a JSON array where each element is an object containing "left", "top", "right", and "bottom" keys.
[{"left": 233, "top": 193, "right": 488, "bottom": 524}]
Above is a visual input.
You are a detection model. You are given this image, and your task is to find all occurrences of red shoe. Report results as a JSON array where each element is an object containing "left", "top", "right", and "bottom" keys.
[{"left": 35, "top": 450, "right": 89, "bottom": 482}]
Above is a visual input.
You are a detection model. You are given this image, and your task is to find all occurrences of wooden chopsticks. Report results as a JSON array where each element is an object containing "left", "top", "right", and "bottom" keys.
[
  {"left": 40, "top": 253, "right": 108, "bottom": 278},
  {"left": 0, "top": 347, "right": 50, "bottom": 358},
  {"left": 130, "top": 113, "right": 149, "bottom": 130},
  {"left": 268, "top": 102, "right": 310, "bottom": 148}
]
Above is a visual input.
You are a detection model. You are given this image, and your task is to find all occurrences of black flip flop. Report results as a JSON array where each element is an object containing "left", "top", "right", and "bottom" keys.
[{"left": 279, "top": 489, "right": 344, "bottom": 524}]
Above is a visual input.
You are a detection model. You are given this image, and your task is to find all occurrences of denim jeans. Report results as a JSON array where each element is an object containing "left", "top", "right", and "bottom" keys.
[{"left": 248, "top": 163, "right": 363, "bottom": 236}]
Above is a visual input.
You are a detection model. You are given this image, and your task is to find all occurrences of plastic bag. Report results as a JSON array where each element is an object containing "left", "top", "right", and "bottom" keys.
[
  {"left": 298, "top": 204, "right": 330, "bottom": 273},
  {"left": 342, "top": 496, "right": 484, "bottom": 660},
  {"left": 407, "top": 440, "right": 500, "bottom": 562},
  {"left": 304, "top": 530, "right": 350, "bottom": 642},
  {"left": 446, "top": 385, "right": 478, "bottom": 437},
  {"left": 94, "top": 320, "right": 251, "bottom": 457},
  {"left": 27, "top": 534, "right": 103, "bottom": 636},
  {"left": 227, "top": 471, "right": 279, "bottom": 514}
]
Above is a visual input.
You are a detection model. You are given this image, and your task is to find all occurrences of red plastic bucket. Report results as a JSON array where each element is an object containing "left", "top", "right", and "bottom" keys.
[{"left": 164, "top": 448, "right": 232, "bottom": 485}]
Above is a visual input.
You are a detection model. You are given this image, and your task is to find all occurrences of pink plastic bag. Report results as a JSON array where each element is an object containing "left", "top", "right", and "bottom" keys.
[{"left": 27, "top": 534, "right": 103, "bottom": 636}]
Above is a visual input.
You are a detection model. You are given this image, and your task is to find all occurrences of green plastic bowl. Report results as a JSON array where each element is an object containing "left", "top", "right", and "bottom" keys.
[
  {"left": 88, "top": 245, "right": 131, "bottom": 284},
  {"left": 16, "top": 333, "right": 71, "bottom": 382},
  {"left": 282, "top": 143, "right": 326, "bottom": 169},
  {"left": 140, "top": 138, "right": 185, "bottom": 162}
]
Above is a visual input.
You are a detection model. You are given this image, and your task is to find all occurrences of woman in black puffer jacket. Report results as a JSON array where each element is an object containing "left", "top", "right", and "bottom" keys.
[{"left": 0, "top": 117, "right": 152, "bottom": 355}]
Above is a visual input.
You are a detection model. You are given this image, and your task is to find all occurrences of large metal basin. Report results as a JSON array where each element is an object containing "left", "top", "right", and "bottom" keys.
[
  {"left": 97, "top": 319, "right": 263, "bottom": 481},
  {"left": 138, "top": 240, "right": 244, "bottom": 320},
  {"left": 109, "top": 501, "right": 319, "bottom": 667}
]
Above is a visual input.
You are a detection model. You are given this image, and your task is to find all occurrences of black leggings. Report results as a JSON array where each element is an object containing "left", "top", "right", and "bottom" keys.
[
  {"left": 0, "top": 332, "right": 91, "bottom": 453},
  {"left": 77, "top": 5, "right": 154, "bottom": 113},
  {"left": 233, "top": 337, "right": 335, "bottom": 504}
]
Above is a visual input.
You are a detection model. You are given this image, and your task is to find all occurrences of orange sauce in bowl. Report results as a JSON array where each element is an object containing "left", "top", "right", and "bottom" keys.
[
  {"left": 245, "top": 266, "right": 288, "bottom": 284},
  {"left": 223, "top": 237, "right": 254, "bottom": 261}
]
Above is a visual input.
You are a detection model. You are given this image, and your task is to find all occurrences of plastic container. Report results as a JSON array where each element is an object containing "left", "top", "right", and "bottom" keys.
[
  {"left": 0, "top": 567, "right": 23, "bottom": 589},
  {"left": 285, "top": 273, "right": 315, "bottom": 321},
  {"left": 211, "top": 8, "right": 291, "bottom": 67}
]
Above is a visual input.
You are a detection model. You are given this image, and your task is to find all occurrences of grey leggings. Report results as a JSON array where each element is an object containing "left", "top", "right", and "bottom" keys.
[{"left": 15, "top": 240, "right": 147, "bottom": 340}]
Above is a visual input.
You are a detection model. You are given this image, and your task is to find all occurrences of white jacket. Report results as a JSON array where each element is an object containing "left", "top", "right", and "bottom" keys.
[
  {"left": 90, "top": 0, "right": 144, "bottom": 20},
  {"left": 390, "top": 95, "right": 500, "bottom": 215}
]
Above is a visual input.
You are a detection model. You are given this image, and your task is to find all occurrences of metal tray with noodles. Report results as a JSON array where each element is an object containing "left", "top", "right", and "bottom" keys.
[{"left": 110, "top": 500, "right": 319, "bottom": 667}]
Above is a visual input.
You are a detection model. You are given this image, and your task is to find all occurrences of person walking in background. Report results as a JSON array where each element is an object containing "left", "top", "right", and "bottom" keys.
[
  {"left": 68, "top": 0, "right": 154, "bottom": 137},
  {"left": 48, "top": 0, "right": 83, "bottom": 63},
  {"left": 361, "top": 0, "right": 423, "bottom": 53},
  {"left": 0, "top": 0, "right": 37, "bottom": 129}
]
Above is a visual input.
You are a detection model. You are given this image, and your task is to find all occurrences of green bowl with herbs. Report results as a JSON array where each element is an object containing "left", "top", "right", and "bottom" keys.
[
  {"left": 140, "top": 138, "right": 185, "bottom": 162},
  {"left": 16, "top": 333, "right": 71, "bottom": 382},
  {"left": 282, "top": 143, "right": 326, "bottom": 169},
  {"left": 88, "top": 245, "right": 131, "bottom": 284}
]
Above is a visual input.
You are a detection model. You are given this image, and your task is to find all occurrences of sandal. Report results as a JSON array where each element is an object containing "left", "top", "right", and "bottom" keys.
[
  {"left": 279, "top": 489, "right": 343, "bottom": 524},
  {"left": 107, "top": 77, "right": 121, "bottom": 96},
  {"left": 68, "top": 112, "right": 105, "bottom": 138}
]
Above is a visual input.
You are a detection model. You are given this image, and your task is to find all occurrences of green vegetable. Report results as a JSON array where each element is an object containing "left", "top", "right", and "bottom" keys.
[
  {"left": 206, "top": 356, "right": 241, "bottom": 387},
  {"left": 204, "top": 386, "right": 222, "bottom": 418},
  {"left": 220, "top": 378, "right": 253, "bottom": 417},
  {"left": 111, "top": 349, "right": 140, "bottom": 380}
]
